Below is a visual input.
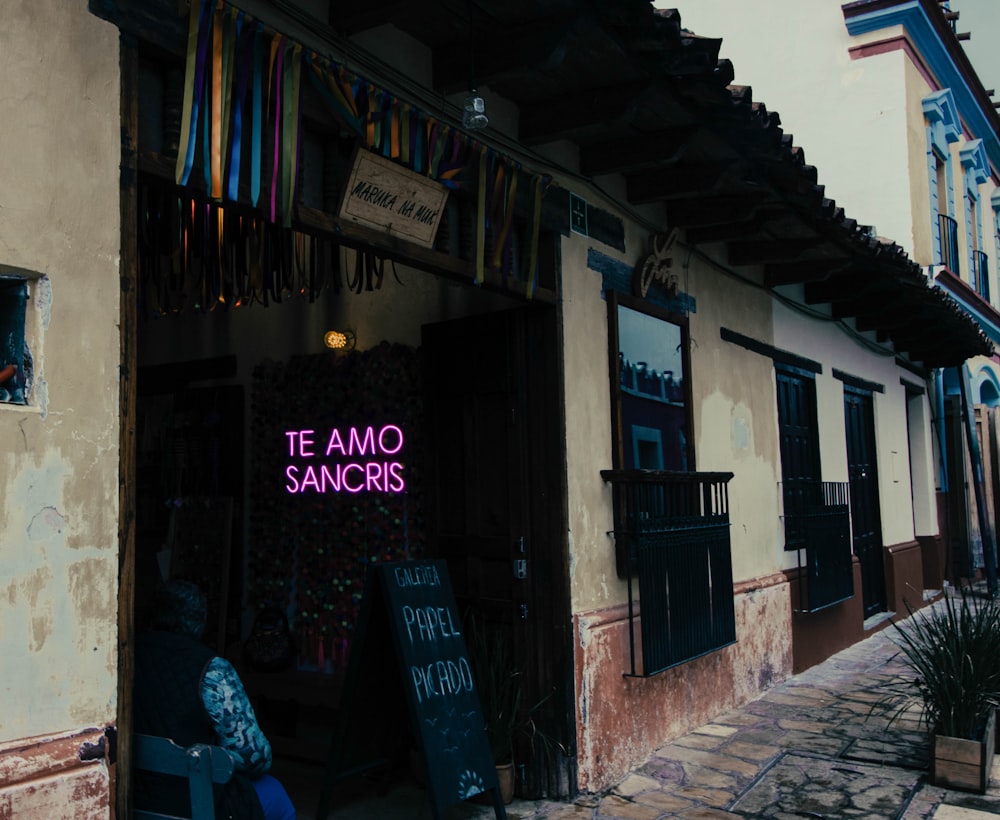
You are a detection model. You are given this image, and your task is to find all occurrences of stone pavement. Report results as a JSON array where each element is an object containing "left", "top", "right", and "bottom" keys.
[{"left": 313, "top": 591, "right": 1000, "bottom": 819}]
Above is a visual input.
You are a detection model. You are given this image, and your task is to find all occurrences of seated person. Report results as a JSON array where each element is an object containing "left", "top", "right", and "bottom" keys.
[{"left": 133, "top": 579, "right": 296, "bottom": 820}]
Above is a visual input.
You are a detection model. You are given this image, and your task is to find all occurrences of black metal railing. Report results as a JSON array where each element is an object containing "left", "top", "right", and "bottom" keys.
[
  {"left": 974, "top": 250, "right": 990, "bottom": 301},
  {"left": 939, "top": 213, "right": 960, "bottom": 273},
  {"left": 782, "top": 482, "right": 853, "bottom": 613},
  {"left": 602, "top": 470, "right": 735, "bottom": 677}
]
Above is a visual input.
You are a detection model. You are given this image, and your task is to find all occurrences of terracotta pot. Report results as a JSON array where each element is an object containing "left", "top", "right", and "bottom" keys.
[{"left": 496, "top": 761, "right": 515, "bottom": 805}]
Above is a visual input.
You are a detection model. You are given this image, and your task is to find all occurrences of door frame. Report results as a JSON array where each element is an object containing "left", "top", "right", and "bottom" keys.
[{"left": 421, "top": 306, "right": 575, "bottom": 797}]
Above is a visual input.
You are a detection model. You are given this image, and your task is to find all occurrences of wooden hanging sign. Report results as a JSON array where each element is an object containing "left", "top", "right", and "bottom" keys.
[{"left": 338, "top": 149, "right": 448, "bottom": 248}]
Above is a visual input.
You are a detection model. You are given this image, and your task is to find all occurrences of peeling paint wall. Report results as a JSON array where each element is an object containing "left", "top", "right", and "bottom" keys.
[
  {"left": 573, "top": 578, "right": 791, "bottom": 792},
  {"left": 0, "top": 2, "right": 121, "bottom": 802},
  {"left": 0, "top": 729, "right": 110, "bottom": 819},
  {"left": 560, "top": 198, "right": 796, "bottom": 789}
]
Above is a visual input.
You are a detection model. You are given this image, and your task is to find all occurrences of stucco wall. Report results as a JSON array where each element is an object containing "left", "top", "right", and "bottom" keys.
[
  {"left": 573, "top": 574, "right": 790, "bottom": 792},
  {"left": 772, "top": 297, "right": 932, "bottom": 548},
  {"left": 669, "top": 0, "right": 916, "bottom": 258},
  {"left": 560, "top": 224, "right": 795, "bottom": 790},
  {"left": 0, "top": 0, "right": 121, "bottom": 758},
  {"left": 687, "top": 250, "right": 782, "bottom": 583},
  {"left": 560, "top": 231, "right": 626, "bottom": 615},
  {"left": 904, "top": 53, "right": 935, "bottom": 264},
  {"left": 560, "top": 228, "right": 788, "bottom": 614}
]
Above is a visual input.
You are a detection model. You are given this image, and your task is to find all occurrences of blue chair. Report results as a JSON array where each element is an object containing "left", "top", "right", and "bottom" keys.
[{"left": 133, "top": 734, "right": 238, "bottom": 820}]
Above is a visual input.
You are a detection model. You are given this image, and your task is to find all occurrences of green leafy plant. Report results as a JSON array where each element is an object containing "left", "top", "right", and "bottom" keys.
[
  {"left": 877, "top": 586, "right": 1000, "bottom": 740},
  {"left": 466, "top": 616, "right": 561, "bottom": 766},
  {"left": 467, "top": 617, "right": 522, "bottom": 764}
]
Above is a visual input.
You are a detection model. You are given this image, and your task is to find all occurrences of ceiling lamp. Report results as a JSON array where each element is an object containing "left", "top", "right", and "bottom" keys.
[{"left": 462, "top": 89, "right": 489, "bottom": 130}]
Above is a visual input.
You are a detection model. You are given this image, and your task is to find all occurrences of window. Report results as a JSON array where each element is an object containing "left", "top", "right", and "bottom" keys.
[
  {"left": 607, "top": 290, "right": 692, "bottom": 471},
  {"left": 604, "top": 291, "right": 734, "bottom": 675},
  {"left": 968, "top": 189, "right": 988, "bottom": 299},
  {"left": 922, "top": 90, "right": 960, "bottom": 270},
  {"left": 933, "top": 152, "right": 958, "bottom": 270},
  {"left": 960, "top": 139, "right": 990, "bottom": 296},
  {"left": 0, "top": 276, "right": 29, "bottom": 405},
  {"left": 776, "top": 365, "right": 852, "bottom": 612}
]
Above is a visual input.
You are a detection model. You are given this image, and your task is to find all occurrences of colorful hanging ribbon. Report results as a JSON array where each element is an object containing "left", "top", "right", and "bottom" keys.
[
  {"left": 227, "top": 14, "right": 252, "bottom": 201},
  {"left": 281, "top": 41, "right": 303, "bottom": 227},
  {"left": 176, "top": 0, "right": 212, "bottom": 187},
  {"left": 523, "top": 174, "right": 545, "bottom": 298},
  {"left": 474, "top": 143, "right": 488, "bottom": 286}
]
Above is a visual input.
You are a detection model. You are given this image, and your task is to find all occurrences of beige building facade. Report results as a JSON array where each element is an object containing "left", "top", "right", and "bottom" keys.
[
  {"left": 0, "top": 2, "right": 121, "bottom": 816},
  {"left": 0, "top": 1, "right": 992, "bottom": 815}
]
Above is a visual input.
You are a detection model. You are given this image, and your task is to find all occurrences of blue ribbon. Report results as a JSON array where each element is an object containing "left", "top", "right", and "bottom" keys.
[
  {"left": 251, "top": 26, "right": 263, "bottom": 207},
  {"left": 227, "top": 13, "right": 250, "bottom": 201}
]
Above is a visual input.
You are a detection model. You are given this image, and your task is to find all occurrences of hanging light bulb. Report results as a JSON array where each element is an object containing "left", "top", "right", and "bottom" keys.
[
  {"left": 323, "top": 329, "right": 356, "bottom": 350},
  {"left": 462, "top": 89, "right": 489, "bottom": 130}
]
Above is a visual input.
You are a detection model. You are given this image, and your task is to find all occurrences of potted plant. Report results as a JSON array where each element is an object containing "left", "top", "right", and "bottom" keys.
[
  {"left": 875, "top": 585, "right": 1000, "bottom": 793},
  {"left": 466, "top": 617, "right": 559, "bottom": 804}
]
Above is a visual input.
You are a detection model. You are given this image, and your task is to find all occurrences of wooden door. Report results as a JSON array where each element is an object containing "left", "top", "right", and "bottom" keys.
[
  {"left": 844, "top": 387, "right": 886, "bottom": 617},
  {"left": 421, "top": 306, "right": 570, "bottom": 797},
  {"left": 776, "top": 367, "right": 821, "bottom": 551}
]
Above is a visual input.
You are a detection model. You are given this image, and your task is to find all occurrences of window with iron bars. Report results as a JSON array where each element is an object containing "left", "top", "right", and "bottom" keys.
[
  {"left": 776, "top": 366, "right": 853, "bottom": 613},
  {"left": 781, "top": 481, "right": 853, "bottom": 612},
  {"left": 602, "top": 470, "right": 736, "bottom": 677}
]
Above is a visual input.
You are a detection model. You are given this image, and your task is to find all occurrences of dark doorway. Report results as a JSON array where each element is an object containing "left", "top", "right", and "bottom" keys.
[
  {"left": 421, "top": 306, "right": 573, "bottom": 798},
  {"left": 843, "top": 387, "right": 886, "bottom": 617}
]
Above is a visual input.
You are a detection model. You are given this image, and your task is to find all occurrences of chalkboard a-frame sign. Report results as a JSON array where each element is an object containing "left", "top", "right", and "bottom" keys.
[{"left": 316, "top": 560, "right": 506, "bottom": 820}]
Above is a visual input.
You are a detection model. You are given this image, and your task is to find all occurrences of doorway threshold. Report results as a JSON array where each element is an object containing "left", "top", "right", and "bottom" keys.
[{"left": 863, "top": 610, "right": 895, "bottom": 631}]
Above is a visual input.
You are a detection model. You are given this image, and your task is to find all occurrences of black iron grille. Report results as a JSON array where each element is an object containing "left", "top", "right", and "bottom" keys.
[
  {"left": 783, "top": 482, "right": 853, "bottom": 613},
  {"left": 602, "top": 470, "right": 735, "bottom": 677}
]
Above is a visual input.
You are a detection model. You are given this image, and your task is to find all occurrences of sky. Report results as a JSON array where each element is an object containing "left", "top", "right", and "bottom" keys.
[
  {"left": 652, "top": 0, "right": 1000, "bottom": 100},
  {"left": 956, "top": 0, "right": 1000, "bottom": 98}
]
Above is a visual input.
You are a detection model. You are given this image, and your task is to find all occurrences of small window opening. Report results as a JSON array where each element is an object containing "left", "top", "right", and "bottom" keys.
[{"left": 0, "top": 276, "right": 29, "bottom": 405}]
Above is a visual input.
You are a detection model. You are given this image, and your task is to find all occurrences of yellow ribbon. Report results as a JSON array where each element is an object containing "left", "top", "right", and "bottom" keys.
[
  {"left": 210, "top": 1, "right": 224, "bottom": 198},
  {"left": 493, "top": 167, "right": 518, "bottom": 271},
  {"left": 175, "top": 0, "right": 203, "bottom": 185}
]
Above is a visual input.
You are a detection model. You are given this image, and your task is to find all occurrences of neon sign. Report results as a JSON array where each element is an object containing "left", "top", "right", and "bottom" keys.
[{"left": 284, "top": 424, "right": 405, "bottom": 494}]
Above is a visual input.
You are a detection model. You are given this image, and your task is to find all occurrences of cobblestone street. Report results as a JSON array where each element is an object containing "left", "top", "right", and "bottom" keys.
[{"left": 317, "top": 591, "right": 1000, "bottom": 819}]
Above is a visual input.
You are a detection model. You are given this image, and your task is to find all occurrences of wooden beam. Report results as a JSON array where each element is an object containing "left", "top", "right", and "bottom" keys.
[
  {"left": 763, "top": 258, "right": 850, "bottom": 287},
  {"left": 803, "top": 272, "right": 879, "bottom": 304},
  {"left": 432, "top": 12, "right": 580, "bottom": 94},
  {"left": 579, "top": 127, "right": 699, "bottom": 176},
  {"left": 663, "top": 192, "right": 769, "bottom": 228},
  {"left": 727, "top": 238, "right": 821, "bottom": 266},
  {"left": 855, "top": 306, "right": 927, "bottom": 333},
  {"left": 519, "top": 83, "right": 649, "bottom": 144},
  {"left": 683, "top": 212, "right": 782, "bottom": 245},
  {"left": 330, "top": 0, "right": 413, "bottom": 34},
  {"left": 625, "top": 162, "right": 734, "bottom": 204},
  {"left": 830, "top": 295, "right": 891, "bottom": 320}
]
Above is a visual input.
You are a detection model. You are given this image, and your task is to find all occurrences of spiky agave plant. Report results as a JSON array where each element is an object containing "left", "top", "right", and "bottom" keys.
[{"left": 886, "top": 586, "right": 1000, "bottom": 740}]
